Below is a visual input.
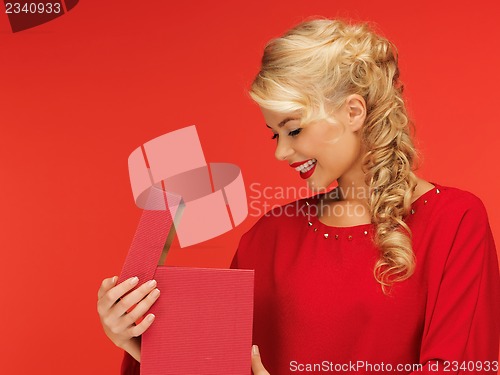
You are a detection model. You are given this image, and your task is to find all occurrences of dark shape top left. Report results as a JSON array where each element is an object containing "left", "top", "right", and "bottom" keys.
[{"left": 4, "top": 0, "right": 79, "bottom": 33}]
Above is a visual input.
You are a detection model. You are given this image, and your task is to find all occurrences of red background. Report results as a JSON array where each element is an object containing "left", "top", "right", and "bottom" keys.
[{"left": 0, "top": 1, "right": 498, "bottom": 374}]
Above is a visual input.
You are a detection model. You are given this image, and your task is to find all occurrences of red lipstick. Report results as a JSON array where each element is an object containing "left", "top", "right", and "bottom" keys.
[
  {"left": 289, "top": 159, "right": 313, "bottom": 168},
  {"left": 299, "top": 163, "right": 316, "bottom": 179}
]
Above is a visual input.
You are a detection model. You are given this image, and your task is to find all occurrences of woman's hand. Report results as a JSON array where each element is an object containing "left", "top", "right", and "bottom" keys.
[
  {"left": 251, "top": 345, "right": 270, "bottom": 375},
  {"left": 97, "top": 276, "right": 161, "bottom": 362}
]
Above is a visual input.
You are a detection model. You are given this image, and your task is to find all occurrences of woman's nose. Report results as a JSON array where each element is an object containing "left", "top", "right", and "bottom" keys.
[{"left": 274, "top": 137, "right": 294, "bottom": 161}]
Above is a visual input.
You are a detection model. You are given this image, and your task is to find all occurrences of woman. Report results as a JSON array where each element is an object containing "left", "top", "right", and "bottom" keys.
[{"left": 97, "top": 17, "right": 500, "bottom": 374}]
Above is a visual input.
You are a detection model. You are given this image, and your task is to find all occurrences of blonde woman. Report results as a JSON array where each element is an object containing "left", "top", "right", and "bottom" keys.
[{"left": 98, "top": 17, "right": 500, "bottom": 374}]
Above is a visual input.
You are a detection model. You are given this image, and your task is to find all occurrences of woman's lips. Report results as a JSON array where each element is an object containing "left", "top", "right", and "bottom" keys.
[
  {"left": 299, "top": 161, "right": 317, "bottom": 179},
  {"left": 289, "top": 159, "right": 317, "bottom": 179},
  {"left": 289, "top": 158, "right": 315, "bottom": 169}
]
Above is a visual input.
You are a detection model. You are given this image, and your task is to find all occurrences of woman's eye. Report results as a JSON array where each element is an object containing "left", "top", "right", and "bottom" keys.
[{"left": 270, "top": 128, "right": 301, "bottom": 140}]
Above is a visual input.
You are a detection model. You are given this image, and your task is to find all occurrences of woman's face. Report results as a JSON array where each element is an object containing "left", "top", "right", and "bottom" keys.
[{"left": 260, "top": 95, "right": 366, "bottom": 192}]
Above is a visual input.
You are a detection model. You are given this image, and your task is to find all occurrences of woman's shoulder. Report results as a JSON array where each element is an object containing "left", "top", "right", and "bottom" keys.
[
  {"left": 418, "top": 183, "right": 497, "bottom": 276},
  {"left": 415, "top": 182, "right": 491, "bottom": 233},
  {"left": 430, "top": 182, "right": 489, "bottom": 215}
]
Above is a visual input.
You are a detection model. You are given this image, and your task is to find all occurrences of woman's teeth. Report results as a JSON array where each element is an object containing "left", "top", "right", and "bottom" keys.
[{"left": 295, "top": 159, "right": 317, "bottom": 173}]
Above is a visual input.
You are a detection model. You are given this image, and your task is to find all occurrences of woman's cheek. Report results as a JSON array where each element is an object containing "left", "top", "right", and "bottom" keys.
[
  {"left": 323, "top": 122, "right": 345, "bottom": 145},
  {"left": 308, "top": 121, "right": 345, "bottom": 149}
]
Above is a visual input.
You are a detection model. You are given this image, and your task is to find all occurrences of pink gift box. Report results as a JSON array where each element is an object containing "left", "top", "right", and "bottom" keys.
[{"left": 141, "top": 266, "right": 254, "bottom": 375}]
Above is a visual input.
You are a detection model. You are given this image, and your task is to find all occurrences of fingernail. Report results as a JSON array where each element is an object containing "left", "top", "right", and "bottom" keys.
[
  {"left": 252, "top": 345, "right": 259, "bottom": 356},
  {"left": 129, "top": 276, "right": 139, "bottom": 285},
  {"left": 147, "top": 280, "right": 157, "bottom": 288},
  {"left": 151, "top": 288, "right": 160, "bottom": 298},
  {"left": 147, "top": 314, "right": 155, "bottom": 322},
  {"left": 111, "top": 276, "right": 117, "bottom": 284}
]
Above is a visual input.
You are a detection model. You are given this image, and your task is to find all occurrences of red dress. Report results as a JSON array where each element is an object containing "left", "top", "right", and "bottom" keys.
[{"left": 121, "top": 183, "right": 500, "bottom": 374}]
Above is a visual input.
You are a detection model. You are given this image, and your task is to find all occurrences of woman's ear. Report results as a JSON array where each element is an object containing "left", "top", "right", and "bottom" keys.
[{"left": 344, "top": 94, "right": 366, "bottom": 132}]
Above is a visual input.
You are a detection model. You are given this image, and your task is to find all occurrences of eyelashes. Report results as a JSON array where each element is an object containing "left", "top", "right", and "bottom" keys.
[{"left": 271, "top": 128, "right": 302, "bottom": 140}]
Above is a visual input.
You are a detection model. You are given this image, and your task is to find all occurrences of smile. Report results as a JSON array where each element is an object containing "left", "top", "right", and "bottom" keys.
[{"left": 294, "top": 158, "right": 317, "bottom": 173}]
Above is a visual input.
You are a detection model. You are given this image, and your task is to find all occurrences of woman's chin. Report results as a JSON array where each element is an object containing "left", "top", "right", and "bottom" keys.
[{"left": 306, "top": 176, "right": 332, "bottom": 194}]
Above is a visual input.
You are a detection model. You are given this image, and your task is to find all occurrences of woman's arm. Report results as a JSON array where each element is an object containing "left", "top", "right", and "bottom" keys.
[{"left": 410, "top": 197, "right": 499, "bottom": 374}]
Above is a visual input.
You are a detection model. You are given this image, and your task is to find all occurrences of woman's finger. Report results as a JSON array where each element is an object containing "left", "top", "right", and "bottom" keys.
[
  {"left": 97, "top": 276, "right": 118, "bottom": 300},
  {"left": 112, "top": 279, "right": 158, "bottom": 317},
  {"left": 97, "top": 276, "right": 139, "bottom": 312},
  {"left": 119, "top": 287, "right": 161, "bottom": 326},
  {"left": 251, "top": 345, "right": 270, "bottom": 375},
  {"left": 128, "top": 313, "right": 156, "bottom": 337}
]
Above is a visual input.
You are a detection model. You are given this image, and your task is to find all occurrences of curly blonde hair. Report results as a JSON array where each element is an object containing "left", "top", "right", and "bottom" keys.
[{"left": 248, "top": 17, "right": 419, "bottom": 294}]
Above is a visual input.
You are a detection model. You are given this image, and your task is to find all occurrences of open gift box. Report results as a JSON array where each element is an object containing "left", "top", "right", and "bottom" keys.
[{"left": 117, "top": 126, "right": 254, "bottom": 374}]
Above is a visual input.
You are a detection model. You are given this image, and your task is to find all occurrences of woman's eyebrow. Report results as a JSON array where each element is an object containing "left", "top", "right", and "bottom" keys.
[{"left": 265, "top": 117, "right": 299, "bottom": 129}]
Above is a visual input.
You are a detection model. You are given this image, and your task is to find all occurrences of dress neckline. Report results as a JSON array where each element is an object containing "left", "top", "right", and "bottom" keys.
[{"left": 307, "top": 182, "right": 441, "bottom": 231}]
